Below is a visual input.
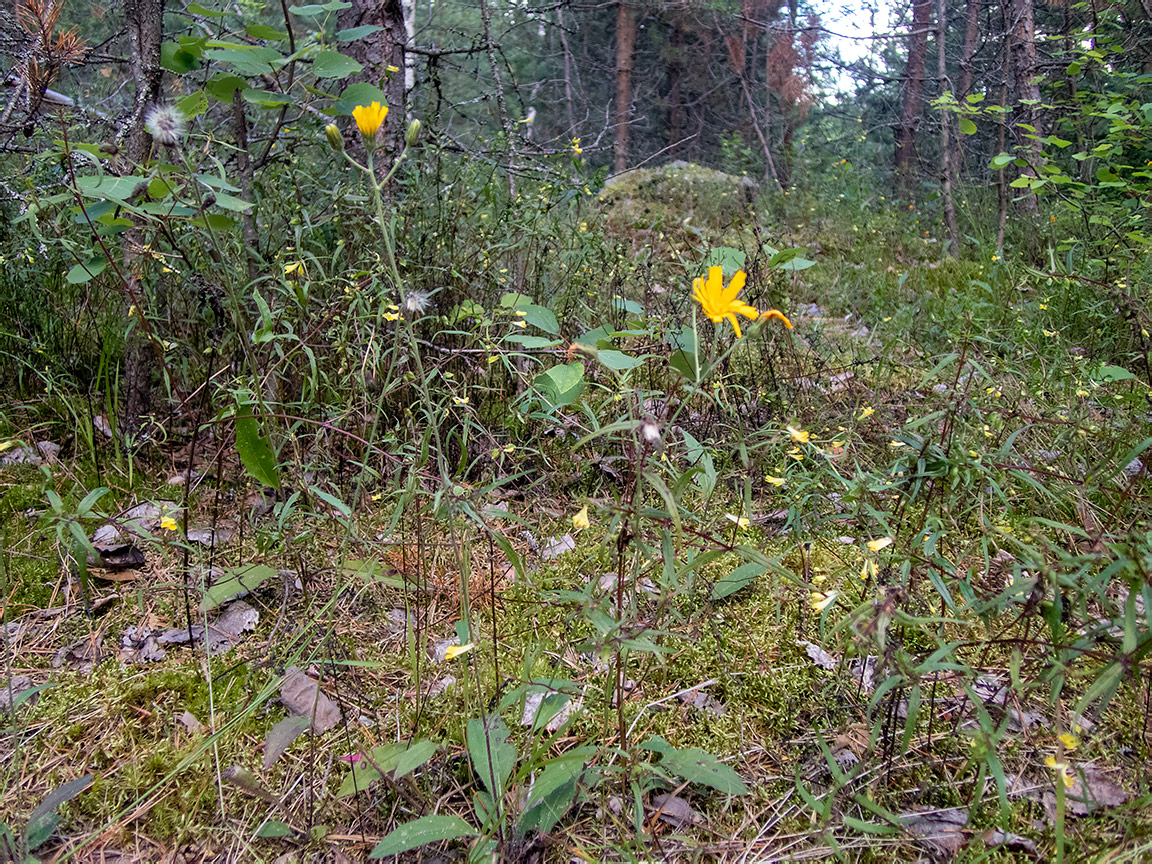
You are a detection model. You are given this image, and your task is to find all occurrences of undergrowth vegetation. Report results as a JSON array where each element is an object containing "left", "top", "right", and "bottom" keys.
[{"left": 2, "top": 23, "right": 1152, "bottom": 864}]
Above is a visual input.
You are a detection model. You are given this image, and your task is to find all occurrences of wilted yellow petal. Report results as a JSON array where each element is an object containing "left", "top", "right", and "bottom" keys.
[
  {"left": 724, "top": 513, "right": 750, "bottom": 529},
  {"left": 809, "top": 591, "right": 837, "bottom": 612},
  {"left": 787, "top": 424, "right": 810, "bottom": 444},
  {"left": 866, "top": 537, "right": 894, "bottom": 552},
  {"left": 572, "top": 506, "right": 590, "bottom": 531},
  {"left": 443, "top": 643, "right": 475, "bottom": 660}
]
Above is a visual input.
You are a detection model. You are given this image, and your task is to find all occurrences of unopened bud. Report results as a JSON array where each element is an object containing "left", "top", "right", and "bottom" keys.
[
  {"left": 405, "top": 118, "right": 421, "bottom": 146},
  {"left": 325, "top": 123, "right": 343, "bottom": 152}
]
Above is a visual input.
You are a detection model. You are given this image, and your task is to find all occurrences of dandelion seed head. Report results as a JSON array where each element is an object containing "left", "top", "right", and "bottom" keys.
[
  {"left": 144, "top": 104, "right": 185, "bottom": 146},
  {"left": 404, "top": 290, "right": 431, "bottom": 315}
]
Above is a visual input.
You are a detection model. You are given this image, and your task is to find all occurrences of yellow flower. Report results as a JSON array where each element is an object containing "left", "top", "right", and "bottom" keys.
[
  {"left": 761, "top": 309, "right": 794, "bottom": 329},
  {"left": 787, "top": 424, "right": 810, "bottom": 444},
  {"left": 160, "top": 515, "right": 179, "bottom": 532},
  {"left": 443, "top": 643, "right": 475, "bottom": 660},
  {"left": 383, "top": 312, "right": 400, "bottom": 321},
  {"left": 764, "top": 474, "right": 786, "bottom": 487},
  {"left": 452, "top": 396, "right": 469, "bottom": 406},
  {"left": 724, "top": 513, "right": 750, "bottom": 529},
  {"left": 692, "top": 266, "right": 759, "bottom": 338},
  {"left": 858, "top": 406, "right": 875, "bottom": 420},
  {"left": 1059, "top": 732, "right": 1079, "bottom": 751},
  {"left": 352, "top": 101, "right": 388, "bottom": 143},
  {"left": 1045, "top": 755, "right": 1075, "bottom": 789},
  {"left": 860, "top": 559, "right": 877, "bottom": 580},
  {"left": 386, "top": 64, "right": 400, "bottom": 73},
  {"left": 865, "top": 537, "right": 893, "bottom": 552},
  {"left": 810, "top": 591, "right": 837, "bottom": 612},
  {"left": 572, "top": 506, "right": 590, "bottom": 531}
]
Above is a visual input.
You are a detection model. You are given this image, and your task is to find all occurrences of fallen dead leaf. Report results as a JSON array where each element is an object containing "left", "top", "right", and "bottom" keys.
[{"left": 280, "top": 666, "right": 341, "bottom": 734}]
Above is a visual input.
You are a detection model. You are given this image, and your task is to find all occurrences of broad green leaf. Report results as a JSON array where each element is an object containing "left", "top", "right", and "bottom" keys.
[
  {"left": 75, "top": 175, "right": 149, "bottom": 201},
  {"left": 200, "top": 563, "right": 276, "bottom": 611},
  {"left": 256, "top": 821, "right": 293, "bottom": 838},
  {"left": 177, "top": 90, "right": 208, "bottom": 119},
  {"left": 337, "top": 24, "right": 383, "bottom": 40},
  {"left": 959, "top": 117, "right": 977, "bottom": 135},
  {"left": 641, "top": 737, "right": 747, "bottom": 795},
  {"left": 66, "top": 259, "right": 108, "bottom": 284},
  {"left": 711, "top": 562, "right": 767, "bottom": 600},
  {"left": 467, "top": 715, "right": 516, "bottom": 797},
  {"left": 393, "top": 740, "right": 438, "bottom": 779},
  {"left": 516, "top": 304, "right": 559, "bottom": 334},
  {"left": 242, "top": 89, "right": 292, "bottom": 108},
  {"left": 503, "top": 334, "right": 561, "bottom": 349},
  {"left": 534, "top": 362, "right": 584, "bottom": 409},
  {"left": 206, "top": 74, "right": 245, "bottom": 102},
  {"left": 703, "top": 246, "right": 747, "bottom": 275},
  {"left": 332, "top": 82, "right": 387, "bottom": 115},
  {"left": 161, "top": 41, "right": 201, "bottom": 73},
  {"left": 369, "top": 815, "right": 476, "bottom": 858},
  {"left": 597, "top": 349, "right": 643, "bottom": 371},
  {"left": 313, "top": 49, "right": 362, "bottom": 79},
  {"left": 235, "top": 410, "right": 280, "bottom": 489},
  {"left": 337, "top": 743, "right": 406, "bottom": 797},
  {"left": 246, "top": 24, "right": 288, "bottom": 40},
  {"left": 989, "top": 153, "right": 1013, "bottom": 170}
]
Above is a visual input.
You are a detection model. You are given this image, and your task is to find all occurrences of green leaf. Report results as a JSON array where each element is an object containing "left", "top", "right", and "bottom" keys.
[
  {"left": 516, "top": 304, "right": 559, "bottom": 334},
  {"left": 66, "top": 258, "right": 108, "bottom": 284},
  {"left": 256, "top": 820, "right": 294, "bottom": 838},
  {"left": 518, "top": 748, "right": 594, "bottom": 835},
  {"left": 235, "top": 409, "right": 280, "bottom": 489},
  {"left": 311, "top": 487, "right": 350, "bottom": 518},
  {"left": 641, "top": 737, "right": 747, "bottom": 795},
  {"left": 161, "top": 41, "right": 202, "bottom": 73},
  {"left": 393, "top": 740, "right": 438, "bottom": 779},
  {"left": 200, "top": 563, "right": 276, "bottom": 611},
  {"left": 533, "top": 362, "right": 584, "bottom": 409},
  {"left": 176, "top": 90, "right": 208, "bottom": 119},
  {"left": 187, "top": 3, "right": 226, "bottom": 16},
  {"left": 597, "top": 349, "right": 643, "bottom": 372},
  {"left": 959, "top": 117, "right": 977, "bottom": 135},
  {"left": 711, "top": 562, "right": 767, "bottom": 600},
  {"left": 313, "top": 50, "right": 362, "bottom": 79},
  {"left": 25, "top": 775, "right": 93, "bottom": 851},
  {"left": 337, "top": 743, "right": 406, "bottom": 797},
  {"left": 75, "top": 175, "right": 149, "bottom": 201},
  {"left": 206, "top": 74, "right": 245, "bottom": 102},
  {"left": 504, "top": 334, "right": 561, "bottom": 349},
  {"left": 989, "top": 152, "right": 1014, "bottom": 170},
  {"left": 467, "top": 715, "right": 516, "bottom": 797},
  {"left": 332, "top": 82, "right": 387, "bottom": 115},
  {"left": 242, "top": 89, "right": 293, "bottom": 108},
  {"left": 246, "top": 24, "right": 288, "bottom": 40},
  {"left": 336, "top": 24, "right": 383, "bottom": 41},
  {"left": 369, "top": 815, "right": 476, "bottom": 859},
  {"left": 1092, "top": 364, "right": 1136, "bottom": 383},
  {"left": 703, "top": 246, "right": 747, "bottom": 275}
]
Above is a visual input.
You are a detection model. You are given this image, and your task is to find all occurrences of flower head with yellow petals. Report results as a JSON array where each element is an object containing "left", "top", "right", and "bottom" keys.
[
  {"left": 692, "top": 266, "right": 759, "bottom": 338},
  {"left": 352, "top": 101, "right": 389, "bottom": 145}
]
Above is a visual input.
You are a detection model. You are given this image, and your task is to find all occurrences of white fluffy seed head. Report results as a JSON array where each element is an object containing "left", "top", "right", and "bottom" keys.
[
  {"left": 404, "top": 290, "right": 431, "bottom": 315},
  {"left": 144, "top": 104, "right": 185, "bottom": 146},
  {"left": 639, "top": 418, "right": 661, "bottom": 445}
]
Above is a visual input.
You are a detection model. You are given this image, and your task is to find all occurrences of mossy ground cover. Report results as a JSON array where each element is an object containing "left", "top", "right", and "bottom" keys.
[{"left": 2, "top": 165, "right": 1152, "bottom": 862}]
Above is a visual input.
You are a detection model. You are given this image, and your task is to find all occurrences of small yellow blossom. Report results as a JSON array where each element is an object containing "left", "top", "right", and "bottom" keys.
[
  {"left": 1045, "top": 755, "right": 1075, "bottom": 789},
  {"left": 352, "top": 101, "right": 389, "bottom": 143},
  {"left": 1058, "top": 732, "right": 1079, "bottom": 751},
  {"left": 858, "top": 406, "right": 875, "bottom": 420},
  {"left": 284, "top": 261, "right": 304, "bottom": 276},
  {"left": 386, "top": 64, "right": 400, "bottom": 73},
  {"left": 865, "top": 537, "right": 893, "bottom": 552},
  {"left": 810, "top": 591, "right": 837, "bottom": 612},
  {"left": 572, "top": 506, "right": 590, "bottom": 531},
  {"left": 443, "top": 643, "right": 475, "bottom": 661},
  {"left": 160, "top": 515, "right": 179, "bottom": 532},
  {"left": 452, "top": 396, "right": 469, "bottom": 406},
  {"left": 724, "top": 513, "right": 750, "bottom": 530},
  {"left": 860, "top": 559, "right": 878, "bottom": 580},
  {"left": 383, "top": 312, "right": 400, "bottom": 321},
  {"left": 764, "top": 474, "right": 787, "bottom": 487},
  {"left": 787, "top": 424, "right": 811, "bottom": 444}
]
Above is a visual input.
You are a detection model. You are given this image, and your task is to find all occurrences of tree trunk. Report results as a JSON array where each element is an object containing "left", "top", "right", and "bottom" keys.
[
  {"left": 665, "top": 15, "right": 683, "bottom": 152},
  {"left": 121, "top": 0, "right": 165, "bottom": 435},
  {"left": 337, "top": 0, "right": 406, "bottom": 160},
  {"left": 938, "top": 0, "right": 960, "bottom": 255},
  {"left": 558, "top": 5, "right": 576, "bottom": 134},
  {"left": 1008, "top": 0, "right": 1042, "bottom": 213},
  {"left": 894, "top": 0, "right": 931, "bottom": 197},
  {"left": 614, "top": 2, "right": 636, "bottom": 175},
  {"left": 958, "top": 0, "right": 981, "bottom": 98}
]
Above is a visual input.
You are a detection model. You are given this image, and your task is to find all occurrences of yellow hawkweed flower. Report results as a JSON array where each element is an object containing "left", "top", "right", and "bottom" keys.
[
  {"left": 443, "top": 643, "right": 475, "bottom": 660},
  {"left": 572, "top": 506, "right": 590, "bottom": 531},
  {"left": 692, "top": 266, "right": 759, "bottom": 338},
  {"left": 352, "top": 101, "right": 388, "bottom": 143},
  {"left": 787, "top": 424, "right": 810, "bottom": 444}
]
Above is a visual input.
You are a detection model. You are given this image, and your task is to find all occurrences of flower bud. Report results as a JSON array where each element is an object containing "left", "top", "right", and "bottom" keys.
[
  {"left": 324, "top": 123, "right": 343, "bottom": 152},
  {"left": 405, "top": 118, "right": 421, "bottom": 146}
]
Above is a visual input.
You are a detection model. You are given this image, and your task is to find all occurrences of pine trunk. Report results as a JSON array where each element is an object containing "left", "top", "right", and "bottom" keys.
[
  {"left": 894, "top": 0, "right": 931, "bottom": 197},
  {"left": 614, "top": 2, "right": 636, "bottom": 175}
]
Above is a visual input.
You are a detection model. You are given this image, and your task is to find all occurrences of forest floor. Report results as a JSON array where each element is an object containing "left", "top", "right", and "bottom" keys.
[{"left": 2, "top": 166, "right": 1151, "bottom": 862}]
